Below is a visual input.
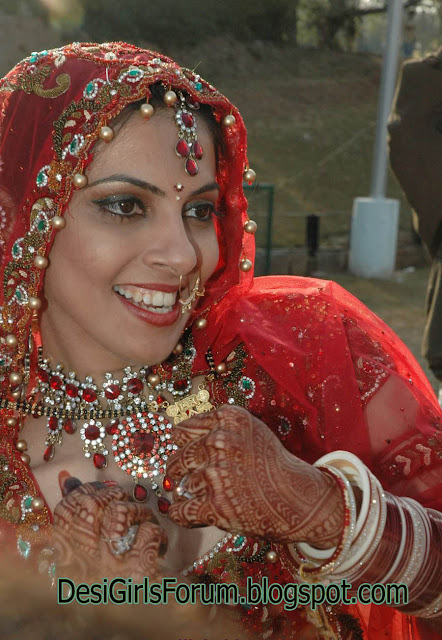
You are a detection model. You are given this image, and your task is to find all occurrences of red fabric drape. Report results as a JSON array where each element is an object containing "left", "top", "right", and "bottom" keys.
[{"left": 0, "top": 43, "right": 440, "bottom": 639}]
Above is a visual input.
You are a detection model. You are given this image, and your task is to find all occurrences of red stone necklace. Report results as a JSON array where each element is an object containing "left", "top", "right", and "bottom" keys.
[{"left": 24, "top": 336, "right": 215, "bottom": 510}]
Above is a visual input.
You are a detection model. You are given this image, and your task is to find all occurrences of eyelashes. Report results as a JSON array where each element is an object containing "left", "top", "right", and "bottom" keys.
[
  {"left": 92, "top": 195, "right": 223, "bottom": 223},
  {"left": 92, "top": 195, "right": 146, "bottom": 221}
]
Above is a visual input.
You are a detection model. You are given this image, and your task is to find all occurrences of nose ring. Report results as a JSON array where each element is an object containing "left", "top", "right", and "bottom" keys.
[{"left": 178, "top": 272, "right": 205, "bottom": 313}]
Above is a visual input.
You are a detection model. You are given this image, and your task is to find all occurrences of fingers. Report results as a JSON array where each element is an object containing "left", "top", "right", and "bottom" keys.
[
  {"left": 172, "top": 411, "right": 220, "bottom": 447},
  {"left": 166, "top": 437, "right": 210, "bottom": 478},
  {"left": 101, "top": 500, "right": 157, "bottom": 540},
  {"left": 180, "top": 465, "right": 220, "bottom": 498},
  {"left": 132, "top": 521, "right": 168, "bottom": 559},
  {"left": 168, "top": 496, "right": 221, "bottom": 528}
]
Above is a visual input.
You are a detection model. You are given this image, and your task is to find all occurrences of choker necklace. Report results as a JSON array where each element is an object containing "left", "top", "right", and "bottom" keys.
[{"left": 16, "top": 333, "right": 215, "bottom": 508}]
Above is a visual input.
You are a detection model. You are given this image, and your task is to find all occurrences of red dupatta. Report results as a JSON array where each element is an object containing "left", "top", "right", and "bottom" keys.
[{"left": 0, "top": 43, "right": 440, "bottom": 639}]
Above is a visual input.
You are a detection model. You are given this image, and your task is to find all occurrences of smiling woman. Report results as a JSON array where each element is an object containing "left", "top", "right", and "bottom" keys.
[
  {"left": 42, "top": 109, "right": 220, "bottom": 370},
  {"left": 0, "top": 43, "right": 441, "bottom": 640}
]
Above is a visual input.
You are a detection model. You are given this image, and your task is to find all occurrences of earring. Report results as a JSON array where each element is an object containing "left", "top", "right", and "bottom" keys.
[{"left": 178, "top": 273, "right": 205, "bottom": 314}]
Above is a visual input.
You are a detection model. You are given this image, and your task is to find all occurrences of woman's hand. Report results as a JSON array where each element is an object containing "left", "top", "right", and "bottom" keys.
[
  {"left": 53, "top": 478, "right": 167, "bottom": 582},
  {"left": 167, "top": 405, "right": 344, "bottom": 547}
]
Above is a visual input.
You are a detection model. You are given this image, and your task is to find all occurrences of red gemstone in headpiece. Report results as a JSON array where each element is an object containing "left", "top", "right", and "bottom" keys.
[
  {"left": 176, "top": 139, "right": 190, "bottom": 158},
  {"left": 63, "top": 419, "right": 76, "bottom": 434},
  {"left": 83, "top": 388, "right": 97, "bottom": 403},
  {"left": 48, "top": 416, "right": 58, "bottom": 431},
  {"left": 127, "top": 378, "right": 143, "bottom": 394},
  {"left": 158, "top": 496, "right": 171, "bottom": 514},
  {"left": 163, "top": 476, "right": 175, "bottom": 492},
  {"left": 193, "top": 141, "right": 203, "bottom": 160},
  {"left": 185, "top": 158, "right": 198, "bottom": 176},
  {"left": 132, "top": 431, "right": 155, "bottom": 456},
  {"left": 65, "top": 383, "right": 79, "bottom": 398},
  {"left": 104, "top": 384, "right": 120, "bottom": 400},
  {"left": 93, "top": 453, "right": 107, "bottom": 469},
  {"left": 44, "top": 445, "right": 54, "bottom": 462},
  {"left": 133, "top": 483, "right": 148, "bottom": 502},
  {"left": 49, "top": 375, "right": 62, "bottom": 390},
  {"left": 182, "top": 112, "right": 194, "bottom": 128},
  {"left": 85, "top": 424, "right": 100, "bottom": 440}
]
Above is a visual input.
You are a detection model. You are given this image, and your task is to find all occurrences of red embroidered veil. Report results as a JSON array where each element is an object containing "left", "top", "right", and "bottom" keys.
[{"left": 0, "top": 43, "right": 440, "bottom": 640}]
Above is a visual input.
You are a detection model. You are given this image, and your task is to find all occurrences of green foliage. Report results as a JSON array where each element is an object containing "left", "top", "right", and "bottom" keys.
[
  {"left": 76, "top": 0, "right": 295, "bottom": 47},
  {"left": 299, "top": 0, "right": 361, "bottom": 51}
]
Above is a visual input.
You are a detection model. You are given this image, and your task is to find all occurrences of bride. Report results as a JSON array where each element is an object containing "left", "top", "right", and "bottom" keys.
[{"left": 0, "top": 42, "right": 440, "bottom": 639}]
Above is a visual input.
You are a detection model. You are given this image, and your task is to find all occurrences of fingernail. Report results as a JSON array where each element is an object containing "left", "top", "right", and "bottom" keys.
[
  {"left": 58, "top": 470, "right": 71, "bottom": 494},
  {"left": 62, "top": 476, "right": 82, "bottom": 496},
  {"left": 103, "top": 480, "right": 118, "bottom": 487}
]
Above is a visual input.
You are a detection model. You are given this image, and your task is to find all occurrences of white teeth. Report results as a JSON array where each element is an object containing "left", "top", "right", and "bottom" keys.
[
  {"left": 146, "top": 306, "right": 173, "bottom": 314},
  {"left": 152, "top": 292, "right": 163, "bottom": 307},
  {"left": 113, "top": 285, "right": 177, "bottom": 311},
  {"left": 164, "top": 292, "right": 174, "bottom": 306}
]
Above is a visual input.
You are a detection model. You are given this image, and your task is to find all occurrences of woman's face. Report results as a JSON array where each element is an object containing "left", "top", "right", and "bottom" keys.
[{"left": 41, "top": 109, "right": 219, "bottom": 374}]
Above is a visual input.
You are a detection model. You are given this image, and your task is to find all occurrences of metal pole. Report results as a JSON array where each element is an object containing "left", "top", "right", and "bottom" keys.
[{"left": 370, "top": 0, "right": 403, "bottom": 197}]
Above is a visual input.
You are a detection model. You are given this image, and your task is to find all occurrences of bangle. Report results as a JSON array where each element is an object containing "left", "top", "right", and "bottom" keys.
[{"left": 290, "top": 465, "right": 357, "bottom": 579}]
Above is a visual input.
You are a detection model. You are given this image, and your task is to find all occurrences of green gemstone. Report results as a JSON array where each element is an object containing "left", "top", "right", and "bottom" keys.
[
  {"left": 12, "top": 243, "right": 20, "bottom": 256},
  {"left": 195, "top": 82, "right": 202, "bottom": 91},
  {"left": 234, "top": 536, "right": 244, "bottom": 547},
  {"left": 37, "top": 219, "right": 46, "bottom": 232},
  {"left": 85, "top": 81, "right": 95, "bottom": 96},
  {"left": 36, "top": 170, "right": 45, "bottom": 186},
  {"left": 242, "top": 379, "right": 252, "bottom": 390},
  {"left": 0, "top": 358, "right": 6, "bottom": 366},
  {"left": 24, "top": 496, "right": 32, "bottom": 509},
  {"left": 15, "top": 288, "right": 22, "bottom": 302},
  {"left": 128, "top": 69, "right": 141, "bottom": 77},
  {"left": 18, "top": 537, "right": 31, "bottom": 558},
  {"left": 185, "top": 349, "right": 193, "bottom": 357}
]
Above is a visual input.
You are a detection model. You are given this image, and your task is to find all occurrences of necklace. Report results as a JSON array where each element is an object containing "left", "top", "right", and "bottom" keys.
[{"left": 14, "top": 333, "right": 215, "bottom": 508}]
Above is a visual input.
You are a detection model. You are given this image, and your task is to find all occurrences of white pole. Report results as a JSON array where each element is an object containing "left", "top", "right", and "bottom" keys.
[
  {"left": 371, "top": 0, "right": 404, "bottom": 197},
  {"left": 349, "top": 0, "right": 403, "bottom": 279}
]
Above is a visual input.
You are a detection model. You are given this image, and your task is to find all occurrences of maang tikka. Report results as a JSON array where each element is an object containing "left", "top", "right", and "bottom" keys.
[{"left": 174, "top": 92, "right": 203, "bottom": 176}]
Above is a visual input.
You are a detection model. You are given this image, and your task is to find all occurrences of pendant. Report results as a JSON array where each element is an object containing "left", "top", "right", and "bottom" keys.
[
  {"left": 111, "top": 413, "right": 177, "bottom": 493},
  {"left": 80, "top": 420, "right": 108, "bottom": 469},
  {"left": 166, "top": 388, "right": 214, "bottom": 425}
]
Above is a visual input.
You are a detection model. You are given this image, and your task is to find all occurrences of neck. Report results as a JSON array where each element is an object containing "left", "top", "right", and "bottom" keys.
[{"left": 40, "top": 308, "right": 140, "bottom": 386}]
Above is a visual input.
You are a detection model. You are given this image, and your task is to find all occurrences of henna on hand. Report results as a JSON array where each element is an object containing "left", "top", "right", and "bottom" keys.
[
  {"left": 53, "top": 481, "right": 167, "bottom": 582},
  {"left": 167, "top": 405, "right": 344, "bottom": 547}
]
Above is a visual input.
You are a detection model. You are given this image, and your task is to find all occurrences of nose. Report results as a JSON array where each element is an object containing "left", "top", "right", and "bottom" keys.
[{"left": 141, "top": 210, "right": 198, "bottom": 277}]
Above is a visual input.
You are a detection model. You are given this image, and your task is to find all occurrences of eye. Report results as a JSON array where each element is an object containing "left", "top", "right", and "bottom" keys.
[
  {"left": 183, "top": 201, "right": 218, "bottom": 222},
  {"left": 92, "top": 195, "right": 146, "bottom": 220}
]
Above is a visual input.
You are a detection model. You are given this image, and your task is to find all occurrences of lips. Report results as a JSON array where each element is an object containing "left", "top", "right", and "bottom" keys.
[
  {"left": 113, "top": 283, "right": 182, "bottom": 327},
  {"left": 113, "top": 285, "right": 178, "bottom": 313}
]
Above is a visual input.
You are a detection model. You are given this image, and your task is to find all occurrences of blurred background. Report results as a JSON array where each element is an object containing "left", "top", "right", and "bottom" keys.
[{"left": 0, "top": 0, "right": 440, "bottom": 391}]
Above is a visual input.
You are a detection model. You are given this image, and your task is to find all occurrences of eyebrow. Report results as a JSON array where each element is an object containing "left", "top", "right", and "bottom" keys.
[{"left": 87, "top": 174, "right": 220, "bottom": 197}]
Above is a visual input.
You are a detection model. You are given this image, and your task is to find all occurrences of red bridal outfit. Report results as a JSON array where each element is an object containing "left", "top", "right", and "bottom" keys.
[{"left": 0, "top": 44, "right": 440, "bottom": 640}]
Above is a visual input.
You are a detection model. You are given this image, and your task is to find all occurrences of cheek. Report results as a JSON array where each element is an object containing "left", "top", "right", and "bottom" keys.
[
  {"left": 200, "top": 226, "right": 220, "bottom": 281},
  {"left": 45, "top": 213, "right": 129, "bottom": 295}
]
